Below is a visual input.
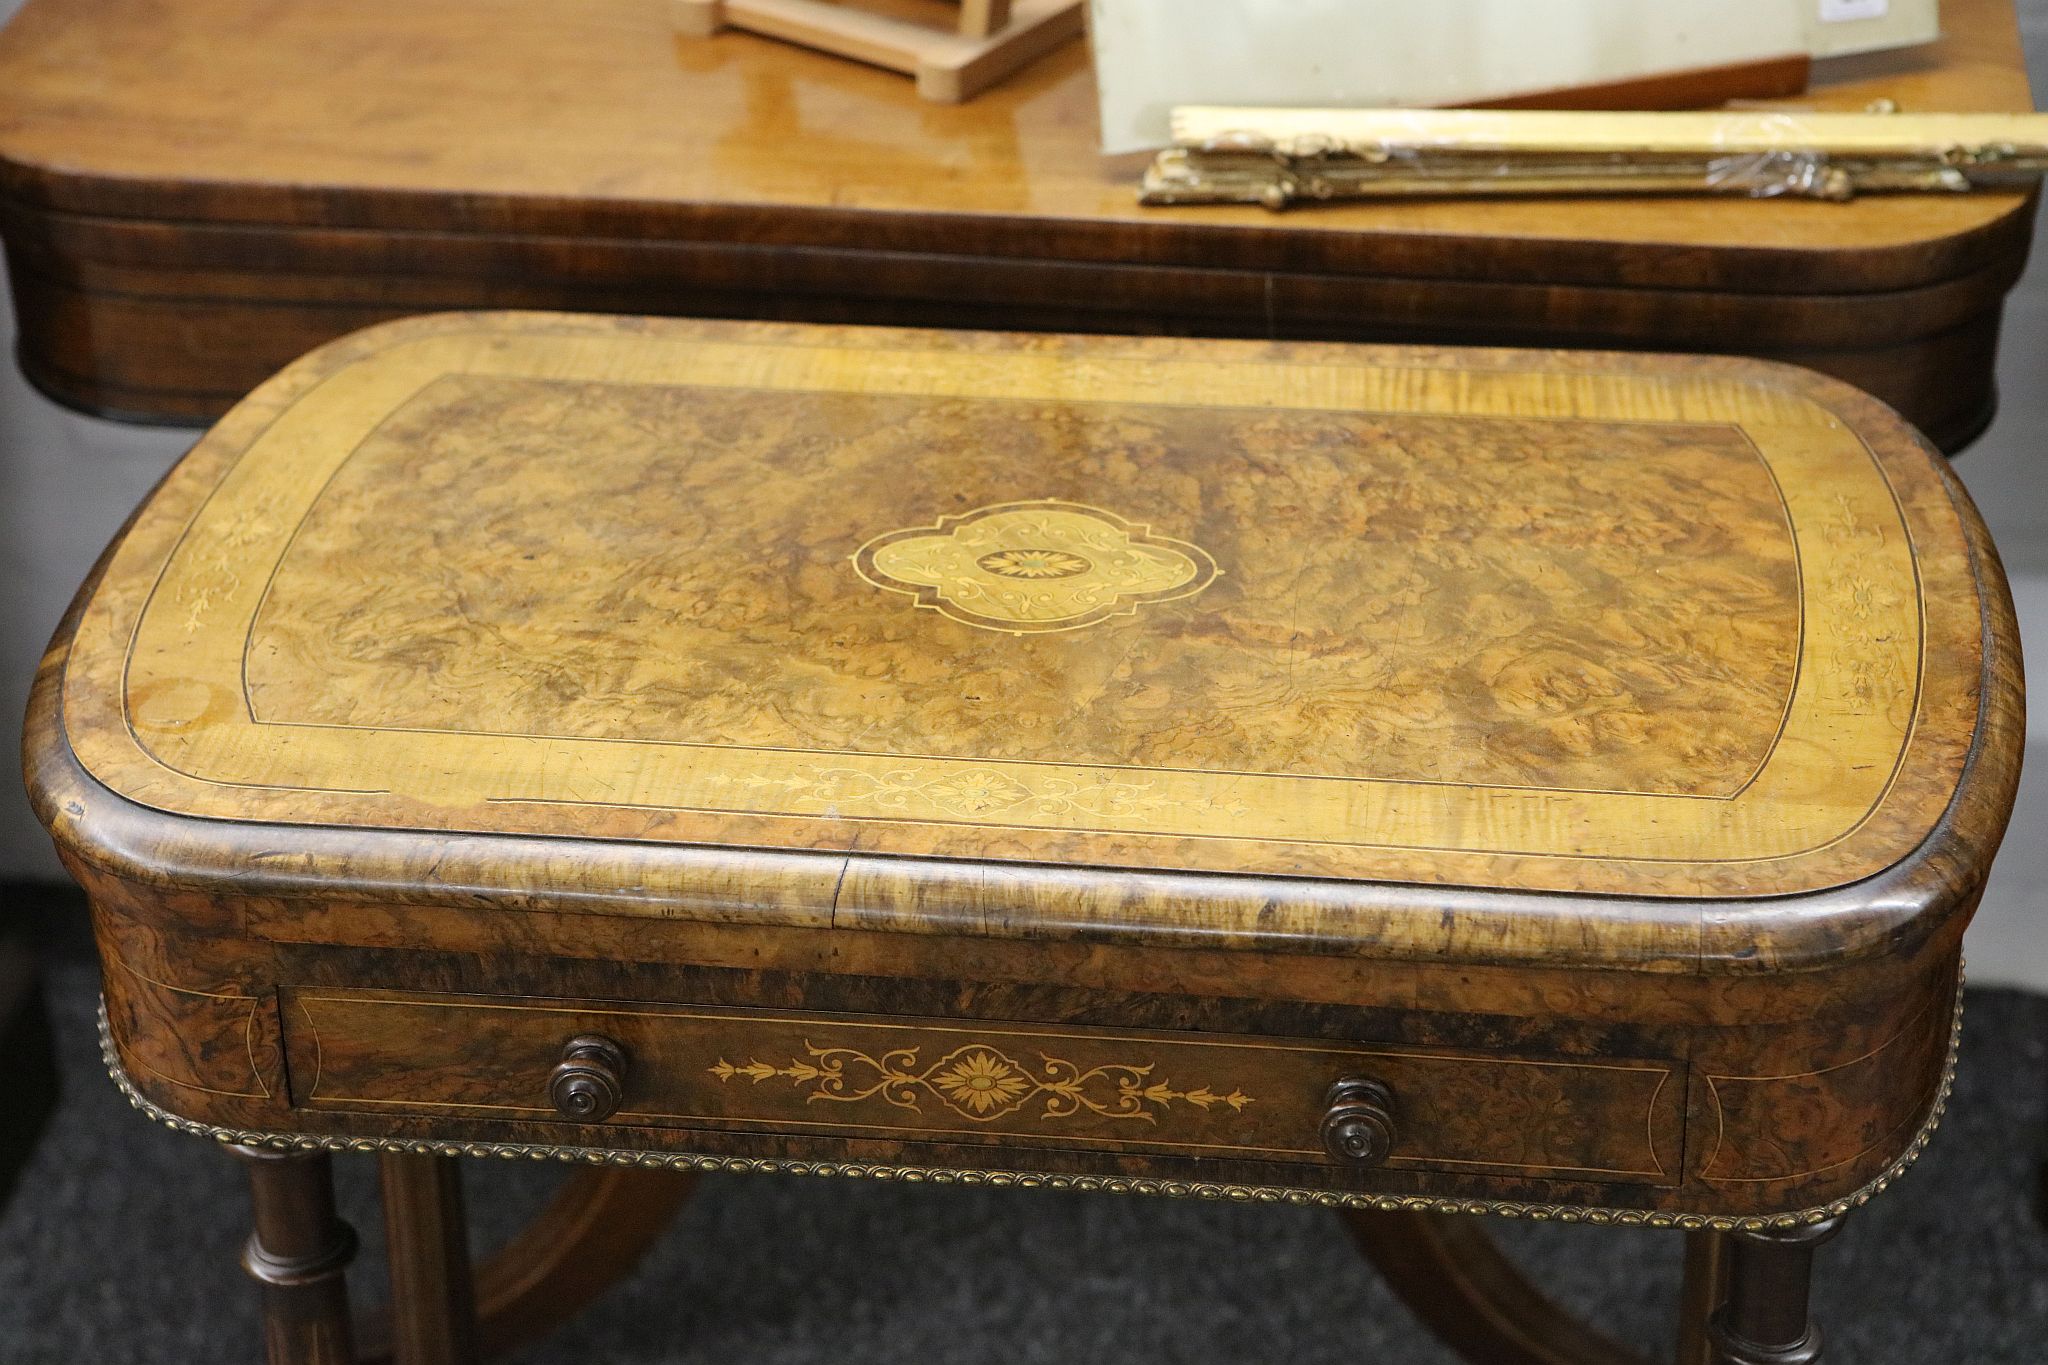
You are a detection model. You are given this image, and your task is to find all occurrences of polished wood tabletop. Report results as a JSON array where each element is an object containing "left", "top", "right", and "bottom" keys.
[
  {"left": 0, "top": 0, "right": 2036, "bottom": 442},
  {"left": 58, "top": 313, "right": 1998, "bottom": 945},
  {"left": 0, "top": 0, "right": 2027, "bottom": 265},
  {"left": 26, "top": 315, "right": 2022, "bottom": 1364}
]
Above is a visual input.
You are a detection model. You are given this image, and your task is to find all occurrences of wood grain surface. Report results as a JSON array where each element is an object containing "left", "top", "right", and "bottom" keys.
[
  {"left": 0, "top": 0, "right": 2034, "bottom": 435},
  {"left": 73, "top": 850, "right": 1970, "bottom": 1219},
  {"left": 0, "top": 0, "right": 2025, "bottom": 260},
  {"left": 21, "top": 312, "right": 2020, "bottom": 1227},
  {"left": 280, "top": 986, "right": 1685, "bottom": 1182},
  {"left": 55, "top": 314, "right": 1989, "bottom": 906}
]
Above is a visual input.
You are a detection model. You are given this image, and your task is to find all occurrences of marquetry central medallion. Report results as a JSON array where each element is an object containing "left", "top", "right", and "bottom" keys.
[{"left": 852, "top": 499, "right": 1220, "bottom": 634}]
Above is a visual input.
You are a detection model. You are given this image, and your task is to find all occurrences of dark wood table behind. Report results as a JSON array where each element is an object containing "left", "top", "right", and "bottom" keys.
[{"left": 0, "top": 0, "right": 2037, "bottom": 446}]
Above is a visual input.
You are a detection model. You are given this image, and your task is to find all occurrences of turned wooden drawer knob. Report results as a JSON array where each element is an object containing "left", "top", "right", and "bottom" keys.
[
  {"left": 549, "top": 1034, "right": 627, "bottom": 1122},
  {"left": 1321, "top": 1077, "right": 1397, "bottom": 1166}
]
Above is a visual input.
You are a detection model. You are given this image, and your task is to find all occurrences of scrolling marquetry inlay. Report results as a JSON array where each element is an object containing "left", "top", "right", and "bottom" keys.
[
  {"left": 103, "top": 989, "right": 1965, "bottom": 1234},
  {"left": 275, "top": 987, "right": 1680, "bottom": 1179},
  {"left": 708, "top": 1042, "right": 1254, "bottom": 1122},
  {"left": 852, "top": 499, "right": 1219, "bottom": 634}
]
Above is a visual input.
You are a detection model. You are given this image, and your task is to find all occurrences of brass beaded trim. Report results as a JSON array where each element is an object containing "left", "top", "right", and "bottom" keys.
[{"left": 96, "top": 983, "right": 1962, "bottom": 1234}]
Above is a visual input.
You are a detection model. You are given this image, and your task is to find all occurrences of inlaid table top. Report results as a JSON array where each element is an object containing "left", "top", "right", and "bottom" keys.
[
  {"left": 24, "top": 312, "right": 2026, "bottom": 1313},
  {"left": 42, "top": 312, "right": 2019, "bottom": 976}
]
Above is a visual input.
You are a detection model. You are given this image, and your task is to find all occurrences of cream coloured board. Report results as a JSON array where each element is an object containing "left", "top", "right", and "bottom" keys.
[{"left": 1090, "top": 0, "right": 1816, "bottom": 152}]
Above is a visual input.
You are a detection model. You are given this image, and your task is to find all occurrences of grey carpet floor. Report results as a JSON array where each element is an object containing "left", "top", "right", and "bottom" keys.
[{"left": 2, "top": 961, "right": 2046, "bottom": 1363}]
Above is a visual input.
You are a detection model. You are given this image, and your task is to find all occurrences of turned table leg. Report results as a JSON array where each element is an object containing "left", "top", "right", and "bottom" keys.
[
  {"left": 1349, "top": 1209, "right": 1844, "bottom": 1365},
  {"left": 234, "top": 1144, "right": 360, "bottom": 1365},
  {"left": 1706, "top": 1218, "right": 1842, "bottom": 1365},
  {"left": 1675, "top": 1230, "right": 1733, "bottom": 1365},
  {"left": 379, "top": 1153, "right": 480, "bottom": 1365},
  {"left": 356, "top": 1166, "right": 700, "bottom": 1363}
]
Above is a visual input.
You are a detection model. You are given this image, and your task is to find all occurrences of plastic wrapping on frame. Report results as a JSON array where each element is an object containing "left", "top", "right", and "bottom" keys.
[
  {"left": 1149, "top": 143, "right": 1883, "bottom": 203},
  {"left": 1702, "top": 150, "right": 1857, "bottom": 199}
]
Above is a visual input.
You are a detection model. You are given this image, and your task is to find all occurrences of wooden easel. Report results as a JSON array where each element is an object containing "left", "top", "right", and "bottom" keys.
[{"left": 673, "top": 0, "right": 1085, "bottom": 102}]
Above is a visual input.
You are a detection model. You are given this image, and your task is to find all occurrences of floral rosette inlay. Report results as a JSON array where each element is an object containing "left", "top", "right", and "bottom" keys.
[{"left": 709, "top": 1042, "right": 1253, "bottom": 1124}]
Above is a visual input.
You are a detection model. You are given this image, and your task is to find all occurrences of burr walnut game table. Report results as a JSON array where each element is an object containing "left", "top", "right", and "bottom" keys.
[{"left": 24, "top": 313, "right": 2023, "bottom": 1365}]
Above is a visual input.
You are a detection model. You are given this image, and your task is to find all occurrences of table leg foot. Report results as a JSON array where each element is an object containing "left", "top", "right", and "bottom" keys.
[
  {"left": 1705, "top": 1218, "right": 1842, "bottom": 1365},
  {"left": 233, "top": 1144, "right": 360, "bottom": 1365}
]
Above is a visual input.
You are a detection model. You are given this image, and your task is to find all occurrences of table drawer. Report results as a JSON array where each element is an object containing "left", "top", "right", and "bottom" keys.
[{"left": 282, "top": 988, "right": 1685, "bottom": 1185}]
